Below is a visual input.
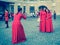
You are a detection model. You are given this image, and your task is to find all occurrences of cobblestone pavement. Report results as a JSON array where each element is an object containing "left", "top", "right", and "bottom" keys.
[{"left": 0, "top": 16, "right": 60, "bottom": 45}]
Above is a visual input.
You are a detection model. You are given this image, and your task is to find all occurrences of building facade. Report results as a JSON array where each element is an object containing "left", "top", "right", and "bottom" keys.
[{"left": 0, "top": 0, "right": 60, "bottom": 16}]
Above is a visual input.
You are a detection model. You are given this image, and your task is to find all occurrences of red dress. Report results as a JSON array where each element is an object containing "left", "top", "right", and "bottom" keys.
[
  {"left": 46, "top": 12, "right": 53, "bottom": 32},
  {"left": 12, "top": 12, "right": 26, "bottom": 44},
  {"left": 39, "top": 10, "right": 46, "bottom": 32},
  {"left": 5, "top": 11, "right": 9, "bottom": 21}
]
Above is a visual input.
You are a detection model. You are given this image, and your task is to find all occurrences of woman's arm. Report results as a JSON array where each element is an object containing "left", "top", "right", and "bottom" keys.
[{"left": 22, "top": 13, "right": 27, "bottom": 19}]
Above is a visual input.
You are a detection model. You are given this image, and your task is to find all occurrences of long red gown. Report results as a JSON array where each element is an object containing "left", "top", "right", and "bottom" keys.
[
  {"left": 46, "top": 12, "right": 53, "bottom": 32},
  {"left": 12, "top": 12, "right": 26, "bottom": 44},
  {"left": 39, "top": 10, "right": 46, "bottom": 32}
]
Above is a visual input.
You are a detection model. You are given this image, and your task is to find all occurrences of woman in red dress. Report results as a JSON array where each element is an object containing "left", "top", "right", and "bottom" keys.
[
  {"left": 12, "top": 8, "right": 26, "bottom": 44},
  {"left": 39, "top": 8, "right": 47, "bottom": 32},
  {"left": 5, "top": 9, "right": 9, "bottom": 28},
  {"left": 46, "top": 9, "right": 53, "bottom": 32}
]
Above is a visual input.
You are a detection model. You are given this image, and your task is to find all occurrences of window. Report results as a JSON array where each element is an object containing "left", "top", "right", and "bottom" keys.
[
  {"left": 11, "top": 5, "right": 14, "bottom": 13},
  {"left": 18, "top": 5, "right": 20, "bottom": 11},
  {"left": 23, "top": 6, "right": 26, "bottom": 13},
  {"left": 30, "top": 6, "right": 35, "bottom": 13}
]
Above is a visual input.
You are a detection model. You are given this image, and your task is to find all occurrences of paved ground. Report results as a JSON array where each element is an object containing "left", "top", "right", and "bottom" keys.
[{"left": 0, "top": 16, "right": 60, "bottom": 45}]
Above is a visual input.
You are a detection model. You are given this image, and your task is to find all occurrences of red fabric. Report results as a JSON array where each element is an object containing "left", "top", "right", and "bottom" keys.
[
  {"left": 12, "top": 12, "right": 26, "bottom": 44},
  {"left": 46, "top": 12, "right": 53, "bottom": 32},
  {"left": 5, "top": 11, "right": 9, "bottom": 21},
  {"left": 39, "top": 10, "right": 46, "bottom": 32}
]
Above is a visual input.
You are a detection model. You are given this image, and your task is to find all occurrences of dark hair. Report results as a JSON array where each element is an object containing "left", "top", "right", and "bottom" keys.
[
  {"left": 18, "top": 8, "right": 22, "bottom": 12},
  {"left": 5, "top": 9, "right": 8, "bottom": 11},
  {"left": 44, "top": 8, "right": 47, "bottom": 13},
  {"left": 45, "top": 9, "right": 47, "bottom": 13},
  {"left": 48, "top": 9, "right": 50, "bottom": 13},
  {"left": 16, "top": 8, "right": 22, "bottom": 15}
]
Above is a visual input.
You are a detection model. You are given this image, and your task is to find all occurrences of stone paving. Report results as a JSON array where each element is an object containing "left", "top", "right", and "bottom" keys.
[{"left": 0, "top": 16, "right": 60, "bottom": 45}]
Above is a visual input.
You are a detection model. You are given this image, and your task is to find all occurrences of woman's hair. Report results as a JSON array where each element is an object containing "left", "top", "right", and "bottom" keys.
[
  {"left": 16, "top": 8, "right": 22, "bottom": 15},
  {"left": 5, "top": 9, "right": 8, "bottom": 11},
  {"left": 18, "top": 8, "right": 22, "bottom": 12},
  {"left": 44, "top": 8, "right": 47, "bottom": 13},
  {"left": 48, "top": 9, "right": 51, "bottom": 13},
  {"left": 45, "top": 8, "right": 51, "bottom": 13}
]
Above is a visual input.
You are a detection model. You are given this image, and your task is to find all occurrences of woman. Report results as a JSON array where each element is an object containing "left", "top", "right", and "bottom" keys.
[
  {"left": 46, "top": 9, "right": 53, "bottom": 32},
  {"left": 53, "top": 10, "right": 56, "bottom": 20},
  {"left": 4, "top": 9, "right": 9, "bottom": 28},
  {"left": 39, "top": 8, "right": 47, "bottom": 32},
  {"left": 12, "top": 8, "right": 26, "bottom": 44}
]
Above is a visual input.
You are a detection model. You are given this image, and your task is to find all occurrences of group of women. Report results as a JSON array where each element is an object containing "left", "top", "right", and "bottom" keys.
[
  {"left": 39, "top": 8, "right": 53, "bottom": 32},
  {"left": 11, "top": 8, "right": 53, "bottom": 44}
]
